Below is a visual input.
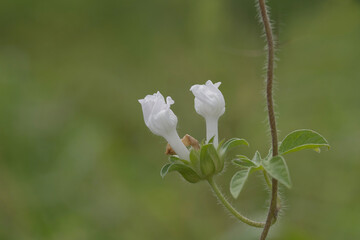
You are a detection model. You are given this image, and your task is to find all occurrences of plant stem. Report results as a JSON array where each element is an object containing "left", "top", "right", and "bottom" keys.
[
  {"left": 263, "top": 170, "right": 281, "bottom": 209},
  {"left": 207, "top": 177, "right": 271, "bottom": 228},
  {"left": 257, "top": 0, "right": 280, "bottom": 239},
  {"left": 207, "top": 175, "right": 278, "bottom": 228},
  {"left": 263, "top": 170, "right": 272, "bottom": 189}
]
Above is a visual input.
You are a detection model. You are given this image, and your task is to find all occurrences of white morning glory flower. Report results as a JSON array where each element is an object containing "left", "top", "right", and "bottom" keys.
[
  {"left": 139, "top": 91, "right": 190, "bottom": 160},
  {"left": 190, "top": 80, "right": 225, "bottom": 147}
]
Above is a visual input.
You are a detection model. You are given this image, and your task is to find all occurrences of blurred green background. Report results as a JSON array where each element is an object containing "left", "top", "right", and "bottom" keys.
[{"left": 0, "top": 0, "right": 359, "bottom": 239}]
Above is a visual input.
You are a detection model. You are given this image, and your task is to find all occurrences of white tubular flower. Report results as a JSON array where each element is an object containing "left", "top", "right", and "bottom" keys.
[
  {"left": 190, "top": 80, "right": 225, "bottom": 147},
  {"left": 139, "top": 91, "right": 190, "bottom": 160}
]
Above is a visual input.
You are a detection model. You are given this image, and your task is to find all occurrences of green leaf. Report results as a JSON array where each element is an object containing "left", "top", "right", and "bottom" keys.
[
  {"left": 208, "top": 136, "right": 215, "bottom": 144},
  {"left": 236, "top": 155, "right": 250, "bottom": 160},
  {"left": 279, "top": 129, "right": 330, "bottom": 155},
  {"left": 223, "top": 138, "right": 249, "bottom": 150},
  {"left": 263, "top": 148, "right": 272, "bottom": 162},
  {"left": 233, "top": 159, "right": 257, "bottom": 168},
  {"left": 232, "top": 152, "right": 262, "bottom": 172},
  {"left": 230, "top": 169, "right": 250, "bottom": 198},
  {"left": 252, "top": 151, "right": 262, "bottom": 165},
  {"left": 262, "top": 156, "right": 292, "bottom": 188},
  {"left": 168, "top": 155, "right": 189, "bottom": 165},
  {"left": 220, "top": 138, "right": 249, "bottom": 156},
  {"left": 160, "top": 163, "right": 172, "bottom": 178},
  {"left": 200, "top": 144, "right": 215, "bottom": 176},
  {"left": 160, "top": 163, "right": 201, "bottom": 183}
]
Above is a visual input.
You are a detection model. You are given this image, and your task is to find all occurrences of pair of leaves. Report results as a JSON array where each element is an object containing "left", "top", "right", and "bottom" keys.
[
  {"left": 264, "top": 129, "right": 329, "bottom": 188},
  {"left": 230, "top": 129, "right": 330, "bottom": 198},
  {"left": 233, "top": 155, "right": 291, "bottom": 196},
  {"left": 233, "top": 151, "right": 261, "bottom": 169},
  {"left": 265, "top": 129, "right": 329, "bottom": 188},
  {"left": 220, "top": 138, "right": 251, "bottom": 197},
  {"left": 230, "top": 152, "right": 261, "bottom": 198},
  {"left": 229, "top": 154, "right": 290, "bottom": 199}
]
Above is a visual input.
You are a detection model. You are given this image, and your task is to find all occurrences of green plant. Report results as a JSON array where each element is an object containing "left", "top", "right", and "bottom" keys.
[{"left": 138, "top": 1, "right": 330, "bottom": 239}]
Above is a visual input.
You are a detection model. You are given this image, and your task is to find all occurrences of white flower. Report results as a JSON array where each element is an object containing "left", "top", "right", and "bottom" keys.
[
  {"left": 190, "top": 80, "right": 225, "bottom": 147},
  {"left": 190, "top": 80, "right": 225, "bottom": 118},
  {"left": 139, "top": 91, "right": 189, "bottom": 160}
]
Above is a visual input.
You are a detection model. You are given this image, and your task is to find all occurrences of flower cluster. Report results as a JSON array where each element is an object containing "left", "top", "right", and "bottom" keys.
[
  {"left": 138, "top": 80, "right": 329, "bottom": 190},
  {"left": 139, "top": 80, "right": 225, "bottom": 161}
]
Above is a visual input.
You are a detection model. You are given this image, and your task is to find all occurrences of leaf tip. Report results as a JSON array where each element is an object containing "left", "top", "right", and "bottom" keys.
[
  {"left": 284, "top": 180, "right": 293, "bottom": 189},
  {"left": 313, "top": 148, "right": 321, "bottom": 153},
  {"left": 230, "top": 191, "right": 238, "bottom": 199}
]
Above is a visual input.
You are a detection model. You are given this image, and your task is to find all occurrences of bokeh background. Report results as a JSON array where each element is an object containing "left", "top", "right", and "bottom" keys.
[{"left": 0, "top": 0, "right": 359, "bottom": 239}]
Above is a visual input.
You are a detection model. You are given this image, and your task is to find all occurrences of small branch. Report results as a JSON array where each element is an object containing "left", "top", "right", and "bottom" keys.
[
  {"left": 207, "top": 177, "right": 274, "bottom": 228},
  {"left": 257, "top": 0, "right": 279, "bottom": 239}
]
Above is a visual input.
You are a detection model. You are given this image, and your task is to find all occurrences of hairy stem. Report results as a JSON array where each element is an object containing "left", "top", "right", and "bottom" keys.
[
  {"left": 257, "top": 0, "right": 279, "bottom": 239},
  {"left": 263, "top": 170, "right": 281, "bottom": 209},
  {"left": 207, "top": 177, "right": 273, "bottom": 228}
]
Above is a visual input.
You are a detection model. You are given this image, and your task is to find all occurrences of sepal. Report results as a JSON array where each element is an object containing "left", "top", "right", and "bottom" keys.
[{"left": 200, "top": 144, "right": 216, "bottom": 177}]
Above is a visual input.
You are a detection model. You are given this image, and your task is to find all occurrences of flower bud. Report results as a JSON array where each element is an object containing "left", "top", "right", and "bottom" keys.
[
  {"left": 190, "top": 80, "right": 225, "bottom": 147},
  {"left": 139, "top": 91, "right": 190, "bottom": 160}
]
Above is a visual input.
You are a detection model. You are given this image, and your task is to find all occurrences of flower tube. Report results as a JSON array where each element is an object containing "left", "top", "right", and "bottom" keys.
[
  {"left": 139, "top": 91, "right": 190, "bottom": 160},
  {"left": 190, "top": 80, "right": 225, "bottom": 147}
]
